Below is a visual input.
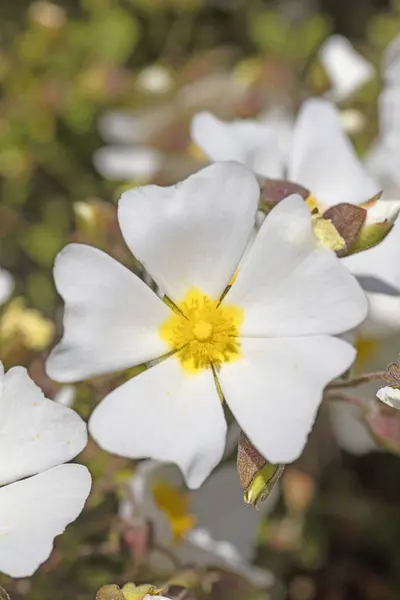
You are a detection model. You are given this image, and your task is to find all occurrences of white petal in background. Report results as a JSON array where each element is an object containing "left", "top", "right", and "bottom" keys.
[
  {"left": 123, "top": 460, "right": 276, "bottom": 587},
  {"left": 381, "top": 34, "right": 400, "bottom": 85},
  {"left": 89, "top": 356, "right": 227, "bottom": 489},
  {"left": 329, "top": 401, "right": 379, "bottom": 455},
  {"left": 319, "top": 34, "right": 375, "bottom": 102},
  {"left": 0, "top": 464, "right": 91, "bottom": 578},
  {"left": 288, "top": 99, "right": 379, "bottom": 207},
  {"left": 0, "top": 268, "right": 14, "bottom": 306},
  {"left": 226, "top": 195, "right": 368, "bottom": 337},
  {"left": 118, "top": 162, "right": 259, "bottom": 303},
  {"left": 0, "top": 365, "right": 87, "bottom": 486},
  {"left": 219, "top": 336, "right": 356, "bottom": 463},
  {"left": 190, "top": 111, "right": 292, "bottom": 179},
  {"left": 46, "top": 244, "right": 170, "bottom": 383},
  {"left": 93, "top": 146, "right": 163, "bottom": 181}
]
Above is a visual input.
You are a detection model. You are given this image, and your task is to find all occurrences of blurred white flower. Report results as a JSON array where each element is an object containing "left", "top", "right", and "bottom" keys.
[
  {"left": 135, "top": 65, "right": 174, "bottom": 95},
  {"left": 46, "top": 162, "right": 365, "bottom": 488},
  {"left": 376, "top": 385, "right": 400, "bottom": 410},
  {"left": 318, "top": 35, "right": 375, "bottom": 102},
  {"left": 121, "top": 460, "right": 277, "bottom": 586},
  {"left": 0, "top": 361, "right": 91, "bottom": 578},
  {"left": 93, "top": 146, "right": 163, "bottom": 181},
  {"left": 0, "top": 268, "right": 14, "bottom": 306},
  {"left": 191, "top": 110, "right": 293, "bottom": 179}
]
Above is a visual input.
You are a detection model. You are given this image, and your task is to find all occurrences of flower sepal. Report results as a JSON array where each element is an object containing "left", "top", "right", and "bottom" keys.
[{"left": 237, "top": 431, "right": 284, "bottom": 507}]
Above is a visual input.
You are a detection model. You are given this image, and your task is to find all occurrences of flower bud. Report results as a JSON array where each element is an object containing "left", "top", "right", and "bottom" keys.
[
  {"left": 376, "top": 386, "right": 400, "bottom": 410},
  {"left": 237, "top": 431, "right": 284, "bottom": 507}
]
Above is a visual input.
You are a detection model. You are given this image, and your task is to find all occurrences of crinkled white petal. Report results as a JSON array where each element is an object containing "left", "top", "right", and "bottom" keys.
[
  {"left": 89, "top": 356, "right": 227, "bottom": 489},
  {"left": 190, "top": 112, "right": 290, "bottom": 178},
  {"left": 226, "top": 195, "right": 368, "bottom": 337},
  {"left": 93, "top": 146, "right": 162, "bottom": 181},
  {"left": 0, "top": 464, "right": 91, "bottom": 578},
  {"left": 0, "top": 365, "right": 87, "bottom": 486},
  {"left": 46, "top": 244, "right": 170, "bottom": 383},
  {"left": 376, "top": 386, "right": 400, "bottom": 410},
  {"left": 329, "top": 401, "right": 379, "bottom": 455},
  {"left": 118, "top": 162, "right": 259, "bottom": 303},
  {"left": 288, "top": 99, "right": 379, "bottom": 206},
  {"left": 0, "top": 268, "right": 14, "bottom": 306},
  {"left": 319, "top": 35, "right": 375, "bottom": 101},
  {"left": 219, "top": 336, "right": 356, "bottom": 463}
]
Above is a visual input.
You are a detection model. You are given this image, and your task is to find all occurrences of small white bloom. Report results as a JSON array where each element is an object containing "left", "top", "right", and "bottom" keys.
[
  {"left": 0, "top": 362, "right": 91, "bottom": 578},
  {"left": 121, "top": 460, "right": 276, "bottom": 586},
  {"left": 46, "top": 162, "right": 366, "bottom": 488},
  {"left": 0, "top": 268, "right": 14, "bottom": 306},
  {"left": 364, "top": 199, "right": 400, "bottom": 225},
  {"left": 376, "top": 385, "right": 400, "bottom": 410},
  {"left": 318, "top": 34, "right": 375, "bottom": 102},
  {"left": 136, "top": 65, "right": 174, "bottom": 95}
]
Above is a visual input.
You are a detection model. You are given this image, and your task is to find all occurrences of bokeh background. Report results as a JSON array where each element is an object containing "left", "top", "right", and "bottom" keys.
[{"left": 1, "top": 1, "right": 400, "bottom": 599}]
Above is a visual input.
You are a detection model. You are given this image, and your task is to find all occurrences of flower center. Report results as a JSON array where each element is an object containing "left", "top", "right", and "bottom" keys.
[{"left": 159, "top": 287, "right": 243, "bottom": 374}]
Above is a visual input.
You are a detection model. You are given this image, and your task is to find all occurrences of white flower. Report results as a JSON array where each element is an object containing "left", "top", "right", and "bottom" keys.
[
  {"left": 46, "top": 162, "right": 366, "bottom": 488},
  {"left": 376, "top": 385, "right": 400, "bottom": 410},
  {"left": 318, "top": 35, "right": 375, "bottom": 102},
  {"left": 0, "top": 268, "right": 14, "bottom": 306},
  {"left": 121, "top": 460, "right": 276, "bottom": 587},
  {"left": 190, "top": 110, "right": 293, "bottom": 179},
  {"left": 0, "top": 361, "right": 91, "bottom": 578}
]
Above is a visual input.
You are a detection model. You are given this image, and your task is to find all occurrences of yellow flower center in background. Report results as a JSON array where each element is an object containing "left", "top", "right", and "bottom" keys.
[
  {"left": 354, "top": 336, "right": 379, "bottom": 372},
  {"left": 152, "top": 480, "right": 197, "bottom": 543},
  {"left": 159, "top": 287, "right": 243, "bottom": 374}
]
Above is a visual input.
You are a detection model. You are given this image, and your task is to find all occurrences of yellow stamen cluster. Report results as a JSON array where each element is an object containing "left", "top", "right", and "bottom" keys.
[{"left": 159, "top": 287, "right": 243, "bottom": 374}]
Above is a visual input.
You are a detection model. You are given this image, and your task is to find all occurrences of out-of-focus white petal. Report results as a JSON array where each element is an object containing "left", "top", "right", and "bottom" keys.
[
  {"left": 382, "top": 34, "right": 400, "bottom": 85},
  {"left": 93, "top": 146, "right": 162, "bottom": 181},
  {"left": 89, "top": 356, "right": 227, "bottom": 489},
  {"left": 190, "top": 111, "right": 290, "bottom": 178},
  {"left": 98, "top": 108, "right": 174, "bottom": 144},
  {"left": 0, "top": 464, "right": 91, "bottom": 578},
  {"left": 0, "top": 366, "right": 87, "bottom": 486},
  {"left": 118, "top": 162, "right": 259, "bottom": 303},
  {"left": 329, "top": 401, "right": 379, "bottom": 455},
  {"left": 289, "top": 99, "right": 379, "bottom": 206},
  {"left": 319, "top": 35, "right": 375, "bottom": 101},
  {"left": 46, "top": 244, "right": 170, "bottom": 383},
  {"left": 219, "top": 336, "right": 356, "bottom": 463},
  {"left": 54, "top": 385, "right": 76, "bottom": 408},
  {"left": 0, "top": 268, "right": 14, "bottom": 306},
  {"left": 226, "top": 195, "right": 368, "bottom": 337}
]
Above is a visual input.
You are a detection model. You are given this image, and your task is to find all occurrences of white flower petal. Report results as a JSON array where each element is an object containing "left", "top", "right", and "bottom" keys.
[
  {"left": 118, "top": 162, "right": 259, "bottom": 302},
  {"left": 0, "top": 464, "right": 91, "bottom": 578},
  {"left": 89, "top": 356, "right": 227, "bottom": 489},
  {"left": 376, "top": 385, "right": 400, "bottom": 410},
  {"left": 376, "top": 88, "right": 400, "bottom": 139},
  {"left": 359, "top": 293, "right": 400, "bottom": 339},
  {"left": 288, "top": 99, "right": 379, "bottom": 206},
  {"left": 190, "top": 112, "right": 289, "bottom": 178},
  {"left": 227, "top": 195, "right": 367, "bottom": 337},
  {"left": 0, "top": 268, "right": 14, "bottom": 306},
  {"left": 319, "top": 35, "right": 375, "bottom": 101},
  {"left": 54, "top": 385, "right": 76, "bottom": 407},
  {"left": 46, "top": 244, "right": 170, "bottom": 383},
  {"left": 0, "top": 366, "right": 87, "bottom": 486},
  {"left": 219, "top": 336, "right": 356, "bottom": 463},
  {"left": 93, "top": 146, "right": 162, "bottom": 181}
]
